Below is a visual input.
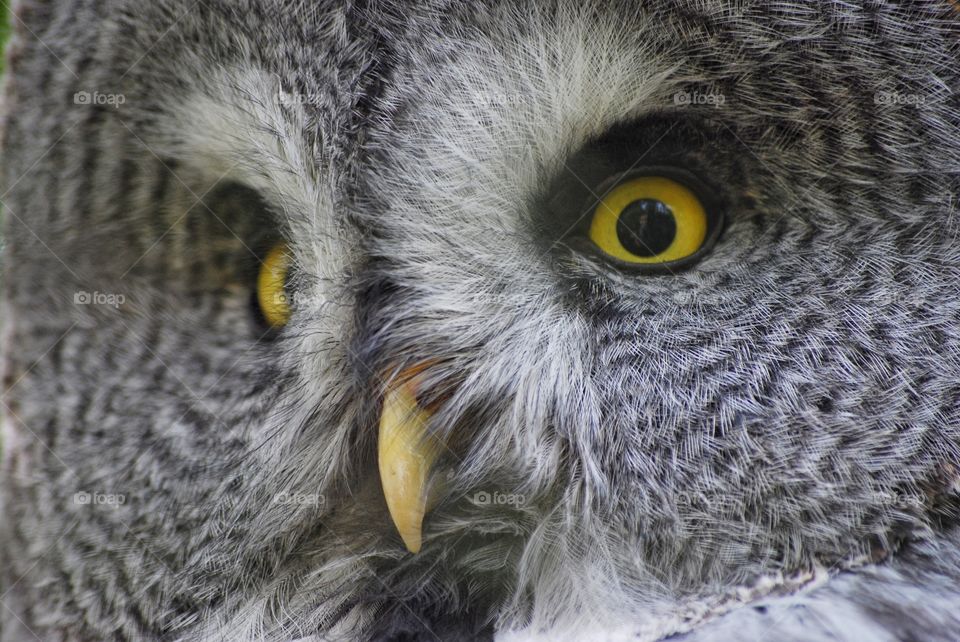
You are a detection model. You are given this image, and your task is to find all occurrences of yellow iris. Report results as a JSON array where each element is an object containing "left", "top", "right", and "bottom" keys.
[
  {"left": 588, "top": 176, "right": 708, "bottom": 264},
  {"left": 257, "top": 243, "right": 292, "bottom": 327}
]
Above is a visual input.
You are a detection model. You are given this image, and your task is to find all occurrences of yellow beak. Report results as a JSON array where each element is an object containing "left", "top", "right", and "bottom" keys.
[{"left": 378, "top": 366, "right": 443, "bottom": 553}]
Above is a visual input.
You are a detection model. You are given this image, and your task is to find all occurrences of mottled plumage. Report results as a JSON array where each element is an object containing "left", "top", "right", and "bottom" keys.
[{"left": 1, "top": 1, "right": 960, "bottom": 640}]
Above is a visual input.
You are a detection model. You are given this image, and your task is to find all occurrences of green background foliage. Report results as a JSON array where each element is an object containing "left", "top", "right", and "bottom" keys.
[{"left": 0, "top": 2, "right": 8, "bottom": 73}]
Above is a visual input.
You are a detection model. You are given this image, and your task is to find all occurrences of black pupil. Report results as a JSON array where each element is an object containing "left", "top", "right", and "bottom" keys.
[{"left": 615, "top": 199, "right": 677, "bottom": 257}]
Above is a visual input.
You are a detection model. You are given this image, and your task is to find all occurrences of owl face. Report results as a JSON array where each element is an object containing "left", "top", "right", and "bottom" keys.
[{"left": 2, "top": 1, "right": 959, "bottom": 640}]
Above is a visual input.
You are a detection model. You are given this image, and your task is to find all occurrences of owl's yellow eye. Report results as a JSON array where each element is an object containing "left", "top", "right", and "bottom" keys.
[
  {"left": 588, "top": 176, "right": 709, "bottom": 265},
  {"left": 257, "top": 243, "right": 292, "bottom": 328}
]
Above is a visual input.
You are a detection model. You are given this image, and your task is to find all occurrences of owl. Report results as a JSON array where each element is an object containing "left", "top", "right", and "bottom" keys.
[{"left": 1, "top": 0, "right": 960, "bottom": 640}]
